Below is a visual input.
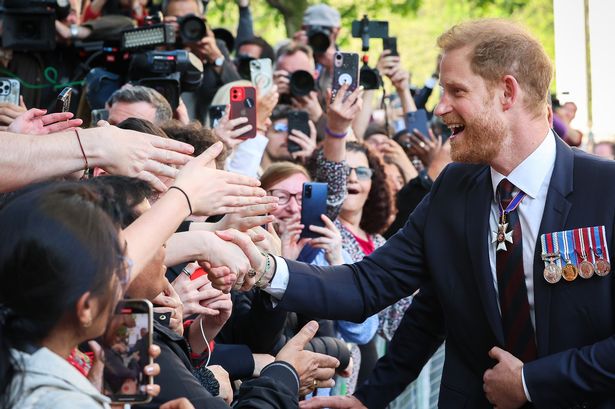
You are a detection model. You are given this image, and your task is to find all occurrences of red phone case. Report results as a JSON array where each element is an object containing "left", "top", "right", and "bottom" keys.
[{"left": 229, "top": 86, "right": 257, "bottom": 139}]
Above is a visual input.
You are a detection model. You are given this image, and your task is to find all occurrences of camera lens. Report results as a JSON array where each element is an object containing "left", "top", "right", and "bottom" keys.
[
  {"left": 360, "top": 67, "right": 381, "bottom": 90},
  {"left": 307, "top": 26, "right": 331, "bottom": 54},
  {"left": 179, "top": 15, "right": 206, "bottom": 43},
  {"left": 289, "top": 70, "right": 315, "bottom": 97}
]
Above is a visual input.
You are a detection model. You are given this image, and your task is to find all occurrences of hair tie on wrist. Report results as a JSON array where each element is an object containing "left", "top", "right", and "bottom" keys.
[
  {"left": 325, "top": 126, "right": 348, "bottom": 139},
  {"left": 169, "top": 186, "right": 193, "bottom": 215}
]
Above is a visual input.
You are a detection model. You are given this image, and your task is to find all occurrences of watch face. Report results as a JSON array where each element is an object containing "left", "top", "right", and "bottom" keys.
[{"left": 215, "top": 56, "right": 224, "bottom": 66}]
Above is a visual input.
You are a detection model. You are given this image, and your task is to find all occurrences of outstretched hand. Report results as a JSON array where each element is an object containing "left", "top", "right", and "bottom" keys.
[
  {"left": 8, "top": 108, "right": 82, "bottom": 135},
  {"left": 299, "top": 395, "right": 367, "bottom": 409}
]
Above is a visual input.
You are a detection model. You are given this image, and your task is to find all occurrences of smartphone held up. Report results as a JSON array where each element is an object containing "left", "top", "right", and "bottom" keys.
[{"left": 101, "top": 299, "right": 153, "bottom": 404}]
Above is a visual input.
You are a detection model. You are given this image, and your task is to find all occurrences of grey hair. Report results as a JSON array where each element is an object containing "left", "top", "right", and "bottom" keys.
[{"left": 107, "top": 86, "right": 173, "bottom": 125}]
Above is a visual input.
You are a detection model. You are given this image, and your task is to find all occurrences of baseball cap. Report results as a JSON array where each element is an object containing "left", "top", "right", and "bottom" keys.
[{"left": 303, "top": 4, "right": 341, "bottom": 27}]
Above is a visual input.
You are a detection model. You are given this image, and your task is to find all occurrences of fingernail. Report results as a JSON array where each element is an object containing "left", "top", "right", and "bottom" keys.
[{"left": 145, "top": 366, "right": 154, "bottom": 375}]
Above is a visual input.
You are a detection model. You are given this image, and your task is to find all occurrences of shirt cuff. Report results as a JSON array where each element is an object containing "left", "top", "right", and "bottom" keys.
[
  {"left": 521, "top": 367, "right": 532, "bottom": 402},
  {"left": 263, "top": 255, "right": 289, "bottom": 301}
]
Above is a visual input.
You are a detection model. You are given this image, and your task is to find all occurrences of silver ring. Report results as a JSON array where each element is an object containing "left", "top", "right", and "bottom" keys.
[
  {"left": 419, "top": 141, "right": 426, "bottom": 149},
  {"left": 181, "top": 267, "right": 192, "bottom": 277},
  {"left": 247, "top": 269, "right": 257, "bottom": 278}
]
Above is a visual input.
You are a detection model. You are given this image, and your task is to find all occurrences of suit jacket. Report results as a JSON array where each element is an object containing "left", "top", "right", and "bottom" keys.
[{"left": 278, "top": 137, "right": 615, "bottom": 409}]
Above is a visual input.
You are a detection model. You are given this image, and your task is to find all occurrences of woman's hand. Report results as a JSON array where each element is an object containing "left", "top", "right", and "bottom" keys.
[
  {"left": 277, "top": 214, "right": 309, "bottom": 261},
  {"left": 208, "top": 365, "right": 233, "bottom": 404},
  {"left": 8, "top": 108, "right": 82, "bottom": 135},
  {"left": 213, "top": 203, "right": 277, "bottom": 233},
  {"left": 213, "top": 105, "right": 253, "bottom": 149},
  {"left": 307, "top": 215, "right": 344, "bottom": 265},
  {"left": 152, "top": 279, "right": 184, "bottom": 336},
  {"left": 275, "top": 321, "right": 339, "bottom": 396},
  {"left": 174, "top": 142, "right": 274, "bottom": 216},
  {"left": 407, "top": 129, "right": 442, "bottom": 169},
  {"left": 256, "top": 85, "right": 279, "bottom": 132},
  {"left": 326, "top": 84, "right": 363, "bottom": 135}
]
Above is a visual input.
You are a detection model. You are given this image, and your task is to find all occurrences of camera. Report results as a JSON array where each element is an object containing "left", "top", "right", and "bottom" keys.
[
  {"left": 177, "top": 14, "right": 207, "bottom": 43},
  {"left": 304, "top": 183, "right": 312, "bottom": 198},
  {"left": 360, "top": 63, "right": 381, "bottom": 90},
  {"left": 128, "top": 50, "right": 203, "bottom": 110},
  {"left": 0, "top": 0, "right": 71, "bottom": 51},
  {"left": 306, "top": 25, "right": 332, "bottom": 54},
  {"left": 351, "top": 15, "right": 388, "bottom": 52},
  {"left": 289, "top": 70, "right": 315, "bottom": 97}
]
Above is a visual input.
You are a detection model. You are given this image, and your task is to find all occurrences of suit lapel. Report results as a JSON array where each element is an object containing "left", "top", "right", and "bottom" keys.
[
  {"left": 466, "top": 167, "right": 505, "bottom": 345},
  {"left": 533, "top": 135, "right": 574, "bottom": 356}
]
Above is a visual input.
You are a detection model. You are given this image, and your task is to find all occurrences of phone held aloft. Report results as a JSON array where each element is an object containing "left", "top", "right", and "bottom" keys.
[
  {"left": 331, "top": 52, "right": 359, "bottom": 103},
  {"left": 101, "top": 299, "right": 154, "bottom": 404},
  {"left": 55, "top": 87, "right": 73, "bottom": 113},
  {"left": 229, "top": 86, "right": 257, "bottom": 139},
  {"left": 287, "top": 110, "right": 309, "bottom": 154},
  {"left": 0, "top": 78, "right": 20, "bottom": 105}
]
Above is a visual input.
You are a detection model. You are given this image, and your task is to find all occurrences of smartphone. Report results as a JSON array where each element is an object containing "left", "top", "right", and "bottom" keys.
[
  {"left": 0, "top": 78, "right": 20, "bottom": 105},
  {"left": 208, "top": 104, "right": 226, "bottom": 128},
  {"left": 55, "top": 87, "right": 73, "bottom": 113},
  {"left": 102, "top": 299, "right": 153, "bottom": 404},
  {"left": 287, "top": 110, "right": 309, "bottom": 154},
  {"left": 331, "top": 52, "right": 359, "bottom": 103},
  {"left": 229, "top": 85, "right": 257, "bottom": 139},
  {"left": 250, "top": 58, "right": 273, "bottom": 95},
  {"left": 300, "top": 182, "right": 328, "bottom": 238},
  {"left": 405, "top": 109, "right": 430, "bottom": 140},
  {"left": 382, "top": 37, "right": 398, "bottom": 57},
  {"left": 90, "top": 108, "right": 109, "bottom": 126}
]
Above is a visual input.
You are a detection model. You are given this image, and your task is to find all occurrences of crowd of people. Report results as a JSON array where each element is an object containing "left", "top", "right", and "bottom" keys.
[{"left": 0, "top": 1, "right": 613, "bottom": 409}]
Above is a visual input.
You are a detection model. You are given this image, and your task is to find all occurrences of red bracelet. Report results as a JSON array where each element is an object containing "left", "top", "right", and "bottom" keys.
[{"left": 74, "top": 129, "right": 89, "bottom": 180}]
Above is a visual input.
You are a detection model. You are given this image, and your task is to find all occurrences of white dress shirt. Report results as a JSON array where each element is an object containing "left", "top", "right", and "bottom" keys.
[{"left": 488, "top": 130, "right": 556, "bottom": 401}]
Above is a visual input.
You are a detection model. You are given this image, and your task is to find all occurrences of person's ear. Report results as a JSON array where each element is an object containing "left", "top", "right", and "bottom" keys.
[
  {"left": 500, "top": 75, "right": 520, "bottom": 112},
  {"left": 76, "top": 292, "right": 95, "bottom": 329}
]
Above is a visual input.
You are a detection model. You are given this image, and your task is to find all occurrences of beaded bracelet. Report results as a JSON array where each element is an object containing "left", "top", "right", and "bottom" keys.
[{"left": 255, "top": 252, "right": 272, "bottom": 289}]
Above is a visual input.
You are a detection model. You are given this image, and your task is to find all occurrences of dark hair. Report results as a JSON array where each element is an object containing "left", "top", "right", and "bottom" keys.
[
  {"left": 0, "top": 183, "right": 125, "bottom": 408},
  {"left": 363, "top": 123, "right": 389, "bottom": 141},
  {"left": 271, "top": 104, "right": 293, "bottom": 122},
  {"left": 87, "top": 176, "right": 154, "bottom": 228},
  {"left": 117, "top": 117, "right": 169, "bottom": 139},
  {"left": 161, "top": 121, "right": 227, "bottom": 167},
  {"left": 237, "top": 36, "right": 275, "bottom": 61},
  {"left": 346, "top": 142, "right": 395, "bottom": 235}
]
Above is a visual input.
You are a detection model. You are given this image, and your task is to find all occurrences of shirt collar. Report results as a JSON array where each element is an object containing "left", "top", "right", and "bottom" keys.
[{"left": 490, "top": 129, "right": 556, "bottom": 200}]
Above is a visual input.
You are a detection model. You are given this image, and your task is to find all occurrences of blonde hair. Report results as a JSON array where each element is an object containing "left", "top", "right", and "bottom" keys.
[
  {"left": 437, "top": 19, "right": 553, "bottom": 118},
  {"left": 260, "top": 162, "right": 311, "bottom": 191}
]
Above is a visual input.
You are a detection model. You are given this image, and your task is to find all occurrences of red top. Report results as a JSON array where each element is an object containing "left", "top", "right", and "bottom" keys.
[{"left": 350, "top": 231, "right": 375, "bottom": 255}]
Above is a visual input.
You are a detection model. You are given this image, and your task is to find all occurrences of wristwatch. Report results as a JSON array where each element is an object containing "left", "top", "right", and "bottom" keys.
[{"left": 213, "top": 55, "right": 225, "bottom": 67}]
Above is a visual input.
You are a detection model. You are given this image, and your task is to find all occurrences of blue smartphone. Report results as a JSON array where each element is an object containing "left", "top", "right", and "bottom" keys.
[
  {"left": 300, "top": 182, "right": 328, "bottom": 238},
  {"left": 405, "top": 109, "right": 430, "bottom": 140}
]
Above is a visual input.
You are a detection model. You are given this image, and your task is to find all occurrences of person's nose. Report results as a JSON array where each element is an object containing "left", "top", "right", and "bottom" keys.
[{"left": 434, "top": 93, "right": 451, "bottom": 117}]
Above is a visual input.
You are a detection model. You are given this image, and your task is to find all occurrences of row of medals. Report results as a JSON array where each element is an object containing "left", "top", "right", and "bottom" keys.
[{"left": 543, "top": 252, "right": 611, "bottom": 284}]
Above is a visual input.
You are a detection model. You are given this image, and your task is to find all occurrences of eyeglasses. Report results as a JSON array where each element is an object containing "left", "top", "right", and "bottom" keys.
[
  {"left": 345, "top": 166, "right": 374, "bottom": 180},
  {"left": 268, "top": 189, "right": 302, "bottom": 205}
]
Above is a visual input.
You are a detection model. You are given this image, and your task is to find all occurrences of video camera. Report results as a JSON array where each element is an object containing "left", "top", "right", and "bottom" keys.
[
  {"left": 351, "top": 15, "right": 389, "bottom": 90},
  {"left": 128, "top": 50, "right": 203, "bottom": 110},
  {"left": 0, "top": 0, "right": 71, "bottom": 51}
]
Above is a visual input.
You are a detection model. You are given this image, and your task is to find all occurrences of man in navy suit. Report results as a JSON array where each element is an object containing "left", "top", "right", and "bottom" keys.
[{"left": 211, "top": 19, "right": 615, "bottom": 409}]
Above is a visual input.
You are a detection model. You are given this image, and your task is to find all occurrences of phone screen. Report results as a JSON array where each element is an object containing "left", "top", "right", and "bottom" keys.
[{"left": 101, "top": 300, "right": 153, "bottom": 404}]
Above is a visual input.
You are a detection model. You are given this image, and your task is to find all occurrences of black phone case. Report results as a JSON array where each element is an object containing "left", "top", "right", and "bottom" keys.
[
  {"left": 331, "top": 52, "right": 359, "bottom": 103},
  {"left": 300, "top": 182, "right": 328, "bottom": 238},
  {"left": 55, "top": 87, "right": 72, "bottom": 113},
  {"left": 287, "top": 110, "right": 310, "bottom": 154},
  {"left": 383, "top": 37, "right": 398, "bottom": 56}
]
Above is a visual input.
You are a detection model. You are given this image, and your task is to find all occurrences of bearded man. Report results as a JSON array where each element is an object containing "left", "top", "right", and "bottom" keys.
[{"left": 210, "top": 19, "right": 615, "bottom": 409}]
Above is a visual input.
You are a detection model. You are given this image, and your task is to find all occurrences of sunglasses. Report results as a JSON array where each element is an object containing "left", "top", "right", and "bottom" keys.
[{"left": 345, "top": 166, "right": 374, "bottom": 180}]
